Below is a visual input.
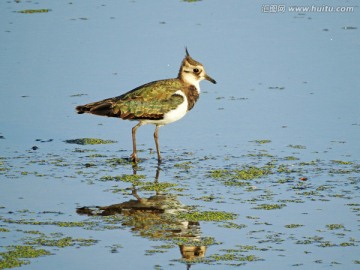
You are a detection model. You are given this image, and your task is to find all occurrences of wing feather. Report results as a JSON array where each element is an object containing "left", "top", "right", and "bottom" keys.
[{"left": 76, "top": 79, "right": 185, "bottom": 120}]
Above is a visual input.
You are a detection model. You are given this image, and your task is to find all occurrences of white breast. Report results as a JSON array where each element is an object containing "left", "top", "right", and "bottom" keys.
[{"left": 143, "top": 90, "right": 188, "bottom": 126}]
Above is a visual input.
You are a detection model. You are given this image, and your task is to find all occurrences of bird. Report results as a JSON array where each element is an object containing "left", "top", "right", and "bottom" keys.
[{"left": 76, "top": 48, "right": 216, "bottom": 163}]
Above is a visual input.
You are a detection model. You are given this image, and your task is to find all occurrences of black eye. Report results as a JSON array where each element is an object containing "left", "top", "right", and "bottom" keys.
[{"left": 193, "top": 68, "right": 199, "bottom": 73}]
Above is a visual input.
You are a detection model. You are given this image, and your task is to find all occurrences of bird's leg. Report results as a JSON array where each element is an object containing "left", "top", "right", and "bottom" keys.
[
  {"left": 154, "top": 125, "right": 162, "bottom": 162},
  {"left": 131, "top": 122, "right": 143, "bottom": 162}
]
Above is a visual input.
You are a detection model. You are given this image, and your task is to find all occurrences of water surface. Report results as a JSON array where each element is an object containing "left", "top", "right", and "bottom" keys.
[{"left": 0, "top": 1, "right": 359, "bottom": 269}]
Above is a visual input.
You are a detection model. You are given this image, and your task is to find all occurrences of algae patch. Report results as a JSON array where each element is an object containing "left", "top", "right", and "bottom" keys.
[
  {"left": 17, "top": 9, "right": 51, "bottom": 14},
  {"left": 64, "top": 138, "right": 117, "bottom": 145},
  {"left": 209, "top": 165, "right": 272, "bottom": 186},
  {"left": 0, "top": 246, "right": 51, "bottom": 269},
  {"left": 253, "top": 204, "right": 286, "bottom": 210},
  {"left": 177, "top": 211, "right": 237, "bottom": 222}
]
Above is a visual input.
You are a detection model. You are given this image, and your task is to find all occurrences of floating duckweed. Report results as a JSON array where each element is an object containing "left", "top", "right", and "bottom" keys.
[
  {"left": 331, "top": 160, "right": 353, "bottom": 165},
  {"left": 285, "top": 224, "right": 304, "bottom": 228},
  {"left": 24, "top": 237, "right": 98, "bottom": 248},
  {"left": 252, "top": 140, "right": 271, "bottom": 144},
  {"left": 339, "top": 242, "right": 356, "bottom": 247},
  {"left": 105, "top": 157, "right": 130, "bottom": 166},
  {"left": 64, "top": 138, "right": 116, "bottom": 145},
  {"left": 254, "top": 204, "right": 286, "bottom": 210},
  {"left": 209, "top": 253, "right": 260, "bottom": 262},
  {"left": 140, "top": 181, "right": 177, "bottom": 192},
  {"left": 145, "top": 249, "right": 168, "bottom": 255},
  {"left": 219, "top": 222, "right": 247, "bottom": 230},
  {"left": 210, "top": 166, "right": 272, "bottom": 184},
  {"left": 100, "top": 174, "right": 145, "bottom": 183},
  {"left": 174, "top": 161, "right": 193, "bottom": 170},
  {"left": 284, "top": 156, "right": 300, "bottom": 161},
  {"left": 326, "top": 224, "right": 345, "bottom": 230},
  {"left": 107, "top": 244, "right": 123, "bottom": 253},
  {"left": 177, "top": 211, "right": 237, "bottom": 222},
  {"left": 0, "top": 246, "right": 51, "bottom": 269},
  {"left": 318, "top": 241, "right": 336, "bottom": 247},
  {"left": 175, "top": 237, "right": 218, "bottom": 247},
  {"left": 17, "top": 9, "right": 51, "bottom": 14},
  {"left": 287, "top": 144, "right": 306, "bottom": 149},
  {"left": 0, "top": 218, "right": 88, "bottom": 228},
  {"left": 299, "top": 160, "right": 319, "bottom": 166}
]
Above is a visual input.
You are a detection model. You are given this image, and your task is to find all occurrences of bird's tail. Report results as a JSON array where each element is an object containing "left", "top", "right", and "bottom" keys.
[{"left": 76, "top": 99, "right": 117, "bottom": 117}]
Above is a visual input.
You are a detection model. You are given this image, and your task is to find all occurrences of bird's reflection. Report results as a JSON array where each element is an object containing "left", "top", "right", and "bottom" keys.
[{"left": 77, "top": 165, "right": 207, "bottom": 265}]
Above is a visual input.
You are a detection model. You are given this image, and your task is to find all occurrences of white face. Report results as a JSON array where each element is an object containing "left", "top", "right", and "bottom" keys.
[
  {"left": 182, "top": 65, "right": 206, "bottom": 85},
  {"left": 179, "top": 55, "right": 216, "bottom": 86}
]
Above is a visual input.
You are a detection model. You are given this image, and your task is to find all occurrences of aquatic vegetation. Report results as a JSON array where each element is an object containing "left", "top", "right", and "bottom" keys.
[
  {"left": 174, "top": 161, "right": 193, "bottom": 170},
  {"left": 253, "top": 204, "right": 286, "bottom": 210},
  {"left": 17, "top": 9, "right": 51, "bottom": 14},
  {"left": 107, "top": 244, "right": 123, "bottom": 253},
  {"left": 287, "top": 144, "right": 306, "bottom": 149},
  {"left": 326, "top": 224, "right": 345, "bottom": 230},
  {"left": 174, "top": 237, "right": 219, "bottom": 247},
  {"left": 219, "top": 222, "right": 247, "bottom": 230},
  {"left": 0, "top": 246, "right": 51, "bottom": 269},
  {"left": 251, "top": 139, "right": 272, "bottom": 144},
  {"left": 177, "top": 211, "right": 238, "bottom": 222},
  {"left": 140, "top": 181, "right": 177, "bottom": 192},
  {"left": 64, "top": 138, "right": 117, "bottom": 145},
  {"left": 1, "top": 138, "right": 359, "bottom": 269},
  {"left": 285, "top": 224, "right": 304, "bottom": 228},
  {"left": 209, "top": 165, "right": 272, "bottom": 185},
  {"left": 105, "top": 157, "right": 130, "bottom": 166},
  {"left": 208, "top": 253, "right": 260, "bottom": 262},
  {"left": 0, "top": 217, "right": 89, "bottom": 228},
  {"left": 331, "top": 160, "right": 353, "bottom": 165},
  {"left": 100, "top": 174, "right": 146, "bottom": 183}
]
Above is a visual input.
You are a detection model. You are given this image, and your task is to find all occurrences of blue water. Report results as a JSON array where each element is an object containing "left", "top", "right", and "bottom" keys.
[{"left": 1, "top": 1, "right": 359, "bottom": 269}]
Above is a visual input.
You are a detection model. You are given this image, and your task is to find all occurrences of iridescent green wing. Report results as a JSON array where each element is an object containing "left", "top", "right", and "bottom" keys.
[{"left": 112, "top": 79, "right": 184, "bottom": 120}]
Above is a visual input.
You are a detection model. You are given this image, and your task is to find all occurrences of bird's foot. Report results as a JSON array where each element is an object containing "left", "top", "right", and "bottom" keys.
[{"left": 130, "top": 152, "right": 138, "bottom": 163}]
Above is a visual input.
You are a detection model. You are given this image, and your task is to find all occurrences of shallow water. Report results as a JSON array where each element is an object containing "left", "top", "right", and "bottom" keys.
[{"left": 1, "top": 0, "right": 359, "bottom": 269}]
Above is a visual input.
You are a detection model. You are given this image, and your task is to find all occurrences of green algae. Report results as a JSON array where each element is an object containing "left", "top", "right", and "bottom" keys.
[
  {"left": 1, "top": 138, "right": 360, "bottom": 269},
  {"left": 24, "top": 236, "right": 98, "bottom": 248},
  {"left": 285, "top": 224, "right": 304, "bottom": 229},
  {"left": 0, "top": 231, "right": 97, "bottom": 269},
  {"left": 64, "top": 138, "right": 117, "bottom": 145},
  {"left": 174, "top": 161, "right": 193, "bottom": 170},
  {"left": 208, "top": 253, "right": 260, "bottom": 262},
  {"left": 331, "top": 160, "right": 353, "bottom": 165},
  {"left": 17, "top": 9, "right": 51, "bottom": 14},
  {"left": 326, "top": 224, "right": 345, "bottom": 230},
  {"left": 284, "top": 156, "right": 300, "bottom": 161},
  {"left": 0, "top": 217, "right": 89, "bottom": 228},
  {"left": 219, "top": 222, "right": 247, "bottom": 230},
  {"left": 100, "top": 174, "right": 146, "bottom": 183},
  {"left": 251, "top": 139, "right": 272, "bottom": 144},
  {"left": 0, "top": 246, "right": 51, "bottom": 269},
  {"left": 105, "top": 157, "right": 130, "bottom": 166},
  {"left": 177, "top": 211, "right": 237, "bottom": 222},
  {"left": 253, "top": 204, "right": 286, "bottom": 210},
  {"left": 140, "top": 181, "right": 177, "bottom": 192},
  {"left": 209, "top": 165, "right": 272, "bottom": 186},
  {"left": 175, "top": 237, "right": 219, "bottom": 247},
  {"left": 287, "top": 144, "right": 306, "bottom": 149}
]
